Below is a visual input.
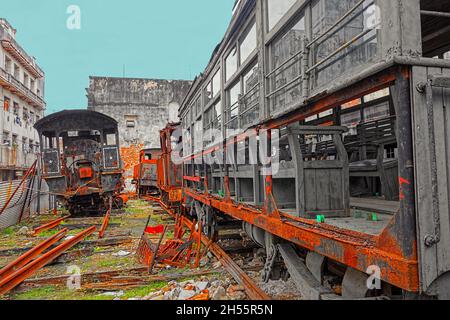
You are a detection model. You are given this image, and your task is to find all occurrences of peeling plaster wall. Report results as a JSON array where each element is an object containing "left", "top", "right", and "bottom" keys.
[{"left": 87, "top": 76, "right": 191, "bottom": 182}]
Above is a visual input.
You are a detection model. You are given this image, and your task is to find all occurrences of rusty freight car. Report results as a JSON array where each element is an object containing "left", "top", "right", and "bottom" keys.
[
  {"left": 161, "top": 0, "right": 450, "bottom": 299},
  {"left": 34, "top": 110, "right": 124, "bottom": 215}
]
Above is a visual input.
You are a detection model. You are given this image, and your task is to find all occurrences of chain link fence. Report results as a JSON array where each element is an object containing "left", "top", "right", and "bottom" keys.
[{"left": 0, "top": 176, "right": 56, "bottom": 230}]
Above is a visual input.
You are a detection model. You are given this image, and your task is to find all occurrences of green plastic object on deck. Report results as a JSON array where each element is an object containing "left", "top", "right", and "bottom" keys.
[
  {"left": 371, "top": 213, "right": 378, "bottom": 221},
  {"left": 218, "top": 190, "right": 225, "bottom": 197},
  {"left": 316, "top": 215, "right": 326, "bottom": 223}
]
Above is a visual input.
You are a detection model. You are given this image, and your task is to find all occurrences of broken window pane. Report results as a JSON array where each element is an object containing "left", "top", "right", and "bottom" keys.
[
  {"left": 269, "top": 16, "right": 305, "bottom": 115},
  {"left": 267, "top": 0, "right": 297, "bottom": 31},
  {"left": 240, "top": 23, "right": 257, "bottom": 64},
  {"left": 226, "top": 47, "right": 238, "bottom": 82}
]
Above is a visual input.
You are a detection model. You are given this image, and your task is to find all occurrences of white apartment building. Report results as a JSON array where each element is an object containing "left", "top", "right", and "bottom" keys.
[{"left": 0, "top": 19, "right": 45, "bottom": 181}]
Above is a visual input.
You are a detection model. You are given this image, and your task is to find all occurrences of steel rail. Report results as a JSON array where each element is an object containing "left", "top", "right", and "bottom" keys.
[
  {"left": 0, "top": 226, "right": 96, "bottom": 295},
  {"left": 0, "top": 229, "right": 68, "bottom": 279},
  {"left": 98, "top": 209, "right": 111, "bottom": 239},
  {"left": 32, "top": 216, "right": 69, "bottom": 236}
]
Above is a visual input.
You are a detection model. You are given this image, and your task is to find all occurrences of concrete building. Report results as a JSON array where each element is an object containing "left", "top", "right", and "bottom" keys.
[
  {"left": 87, "top": 76, "right": 191, "bottom": 180},
  {"left": 0, "top": 19, "right": 45, "bottom": 181}
]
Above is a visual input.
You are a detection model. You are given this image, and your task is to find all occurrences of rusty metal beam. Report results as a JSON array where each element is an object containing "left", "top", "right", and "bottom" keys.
[
  {"left": 33, "top": 216, "right": 69, "bottom": 236},
  {"left": 98, "top": 210, "right": 111, "bottom": 239},
  {"left": 0, "top": 226, "right": 96, "bottom": 296},
  {"left": 0, "top": 229, "right": 68, "bottom": 279},
  {"left": 185, "top": 188, "right": 419, "bottom": 292}
]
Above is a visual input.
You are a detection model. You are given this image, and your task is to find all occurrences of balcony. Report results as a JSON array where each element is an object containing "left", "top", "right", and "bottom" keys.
[
  {"left": 0, "top": 66, "right": 46, "bottom": 110},
  {"left": 0, "top": 145, "right": 37, "bottom": 170},
  {"left": 0, "top": 31, "right": 44, "bottom": 79}
]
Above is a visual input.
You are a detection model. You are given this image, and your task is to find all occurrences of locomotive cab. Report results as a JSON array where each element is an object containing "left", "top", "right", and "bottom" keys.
[{"left": 34, "top": 110, "right": 123, "bottom": 215}]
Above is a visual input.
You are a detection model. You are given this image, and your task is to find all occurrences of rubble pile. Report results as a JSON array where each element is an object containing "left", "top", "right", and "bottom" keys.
[{"left": 137, "top": 277, "right": 248, "bottom": 301}]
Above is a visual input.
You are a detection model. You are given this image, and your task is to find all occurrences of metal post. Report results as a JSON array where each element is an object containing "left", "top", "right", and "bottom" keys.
[{"left": 391, "top": 67, "right": 417, "bottom": 259}]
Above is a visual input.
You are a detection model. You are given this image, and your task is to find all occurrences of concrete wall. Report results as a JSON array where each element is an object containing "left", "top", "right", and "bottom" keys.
[{"left": 87, "top": 76, "right": 191, "bottom": 181}]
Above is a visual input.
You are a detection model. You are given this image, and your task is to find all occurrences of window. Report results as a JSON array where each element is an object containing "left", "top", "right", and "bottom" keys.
[
  {"left": 106, "top": 134, "right": 117, "bottom": 146},
  {"left": 212, "top": 69, "right": 221, "bottom": 97},
  {"left": 126, "top": 120, "right": 136, "bottom": 128},
  {"left": 269, "top": 16, "right": 305, "bottom": 114},
  {"left": 22, "top": 137, "right": 27, "bottom": 152},
  {"left": 267, "top": 0, "right": 297, "bottom": 31},
  {"left": 204, "top": 81, "right": 213, "bottom": 105},
  {"left": 23, "top": 73, "right": 29, "bottom": 88},
  {"left": 2, "top": 131, "right": 10, "bottom": 146},
  {"left": 342, "top": 99, "right": 362, "bottom": 110},
  {"left": 226, "top": 47, "right": 238, "bottom": 81},
  {"left": 226, "top": 80, "right": 241, "bottom": 133},
  {"left": 194, "top": 118, "right": 203, "bottom": 152},
  {"left": 363, "top": 101, "right": 390, "bottom": 122},
  {"left": 13, "top": 102, "right": 19, "bottom": 116},
  {"left": 13, "top": 64, "right": 19, "bottom": 79},
  {"left": 3, "top": 97, "right": 10, "bottom": 112},
  {"left": 5, "top": 56, "right": 12, "bottom": 73},
  {"left": 311, "top": 0, "right": 379, "bottom": 88},
  {"left": 341, "top": 111, "right": 361, "bottom": 135},
  {"left": 240, "top": 23, "right": 257, "bottom": 64},
  {"left": 30, "top": 79, "right": 36, "bottom": 92},
  {"left": 241, "top": 63, "right": 260, "bottom": 127},
  {"left": 364, "top": 88, "right": 390, "bottom": 103}
]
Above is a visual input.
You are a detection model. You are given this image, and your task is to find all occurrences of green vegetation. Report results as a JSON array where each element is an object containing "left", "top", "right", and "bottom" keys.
[
  {"left": 1, "top": 227, "right": 15, "bottom": 236},
  {"left": 11, "top": 286, "right": 115, "bottom": 301}
]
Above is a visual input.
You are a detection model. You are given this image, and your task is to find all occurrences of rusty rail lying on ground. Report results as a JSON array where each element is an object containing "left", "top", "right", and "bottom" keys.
[
  {"left": 0, "top": 229, "right": 68, "bottom": 279},
  {"left": 33, "top": 216, "right": 69, "bottom": 236},
  {"left": 98, "top": 209, "right": 111, "bottom": 239},
  {"left": 0, "top": 226, "right": 96, "bottom": 296},
  {"left": 146, "top": 198, "right": 270, "bottom": 300}
]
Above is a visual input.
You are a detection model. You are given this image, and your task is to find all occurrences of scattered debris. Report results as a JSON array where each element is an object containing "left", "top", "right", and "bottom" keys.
[{"left": 112, "top": 251, "right": 131, "bottom": 257}]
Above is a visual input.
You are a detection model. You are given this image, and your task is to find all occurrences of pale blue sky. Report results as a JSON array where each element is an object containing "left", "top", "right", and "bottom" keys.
[{"left": 2, "top": 0, "right": 234, "bottom": 114}]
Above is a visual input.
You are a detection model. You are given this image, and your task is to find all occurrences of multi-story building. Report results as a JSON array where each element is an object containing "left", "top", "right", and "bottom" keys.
[{"left": 0, "top": 19, "right": 46, "bottom": 181}]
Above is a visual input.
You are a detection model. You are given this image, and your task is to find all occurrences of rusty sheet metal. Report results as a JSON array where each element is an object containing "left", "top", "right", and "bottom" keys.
[
  {"left": 184, "top": 188, "right": 420, "bottom": 292},
  {"left": 0, "top": 177, "right": 55, "bottom": 230}
]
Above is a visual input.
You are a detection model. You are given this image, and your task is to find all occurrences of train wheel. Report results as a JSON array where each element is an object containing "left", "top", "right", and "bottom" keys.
[{"left": 193, "top": 201, "right": 218, "bottom": 241}]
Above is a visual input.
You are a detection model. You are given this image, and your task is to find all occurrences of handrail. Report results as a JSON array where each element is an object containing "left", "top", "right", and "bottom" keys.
[
  {"left": 307, "top": 0, "right": 367, "bottom": 48},
  {"left": 306, "top": 27, "right": 376, "bottom": 74},
  {"left": 266, "top": 48, "right": 304, "bottom": 79}
]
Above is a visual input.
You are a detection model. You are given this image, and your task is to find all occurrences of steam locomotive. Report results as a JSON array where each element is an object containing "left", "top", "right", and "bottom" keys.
[{"left": 34, "top": 110, "right": 124, "bottom": 215}]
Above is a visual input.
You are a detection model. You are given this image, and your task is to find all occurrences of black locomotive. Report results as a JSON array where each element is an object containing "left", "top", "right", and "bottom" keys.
[{"left": 34, "top": 110, "right": 124, "bottom": 215}]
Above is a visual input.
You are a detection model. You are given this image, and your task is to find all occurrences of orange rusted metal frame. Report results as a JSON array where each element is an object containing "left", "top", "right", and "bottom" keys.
[
  {"left": 0, "top": 229, "right": 68, "bottom": 279},
  {"left": 98, "top": 209, "right": 111, "bottom": 239},
  {"left": 0, "top": 226, "right": 96, "bottom": 295},
  {"left": 32, "top": 216, "right": 69, "bottom": 236}
]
